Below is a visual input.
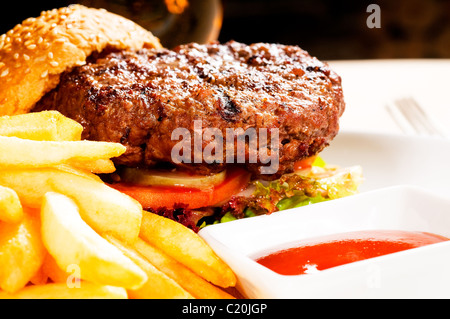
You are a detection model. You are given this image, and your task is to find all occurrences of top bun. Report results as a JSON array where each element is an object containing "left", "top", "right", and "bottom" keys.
[{"left": 0, "top": 4, "right": 162, "bottom": 116}]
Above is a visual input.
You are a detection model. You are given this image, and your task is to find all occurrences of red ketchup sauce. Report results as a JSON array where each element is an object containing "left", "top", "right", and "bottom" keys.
[{"left": 255, "top": 230, "right": 448, "bottom": 275}]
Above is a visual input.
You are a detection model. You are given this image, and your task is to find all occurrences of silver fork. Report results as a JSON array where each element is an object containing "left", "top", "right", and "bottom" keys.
[{"left": 386, "top": 97, "right": 448, "bottom": 138}]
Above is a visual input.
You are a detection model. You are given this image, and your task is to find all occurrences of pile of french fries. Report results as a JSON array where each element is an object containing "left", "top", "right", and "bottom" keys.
[{"left": 0, "top": 111, "right": 237, "bottom": 299}]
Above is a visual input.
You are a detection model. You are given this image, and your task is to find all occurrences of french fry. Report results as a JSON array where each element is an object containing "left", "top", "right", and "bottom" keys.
[
  {"left": 132, "top": 237, "right": 235, "bottom": 299},
  {"left": 0, "top": 111, "right": 83, "bottom": 141},
  {"left": 0, "top": 136, "right": 126, "bottom": 168},
  {"left": 41, "top": 253, "right": 77, "bottom": 284},
  {"left": 54, "top": 164, "right": 104, "bottom": 182},
  {"left": 0, "top": 167, "right": 142, "bottom": 243},
  {"left": 41, "top": 192, "right": 147, "bottom": 290},
  {"left": 29, "top": 264, "right": 48, "bottom": 285},
  {"left": 0, "top": 282, "right": 128, "bottom": 299},
  {"left": 105, "top": 235, "right": 194, "bottom": 299},
  {"left": 0, "top": 110, "right": 239, "bottom": 299},
  {"left": 0, "top": 185, "right": 23, "bottom": 223},
  {"left": 139, "top": 211, "right": 237, "bottom": 288},
  {"left": 49, "top": 172, "right": 143, "bottom": 243},
  {"left": 0, "top": 211, "right": 46, "bottom": 293},
  {"left": 0, "top": 168, "right": 49, "bottom": 208},
  {"left": 69, "top": 158, "right": 117, "bottom": 174}
]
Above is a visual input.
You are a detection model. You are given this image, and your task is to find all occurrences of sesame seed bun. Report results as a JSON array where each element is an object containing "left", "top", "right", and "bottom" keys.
[{"left": 0, "top": 4, "right": 162, "bottom": 116}]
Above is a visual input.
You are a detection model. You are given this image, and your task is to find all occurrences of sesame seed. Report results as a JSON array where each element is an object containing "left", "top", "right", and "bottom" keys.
[
  {"left": 26, "top": 44, "right": 36, "bottom": 50},
  {"left": 13, "top": 53, "right": 19, "bottom": 60},
  {"left": 41, "top": 70, "right": 48, "bottom": 78},
  {"left": 23, "top": 17, "right": 35, "bottom": 26},
  {"left": 1, "top": 68, "right": 9, "bottom": 77},
  {"left": 50, "top": 61, "right": 59, "bottom": 67},
  {"left": 23, "top": 54, "right": 30, "bottom": 61},
  {"left": 48, "top": 52, "right": 53, "bottom": 59},
  {"left": 35, "top": 55, "right": 46, "bottom": 62}
]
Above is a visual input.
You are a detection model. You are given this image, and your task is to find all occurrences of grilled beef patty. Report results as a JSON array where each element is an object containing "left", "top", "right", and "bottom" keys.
[{"left": 33, "top": 41, "right": 345, "bottom": 179}]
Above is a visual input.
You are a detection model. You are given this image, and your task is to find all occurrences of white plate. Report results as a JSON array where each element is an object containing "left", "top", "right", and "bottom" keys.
[
  {"left": 327, "top": 59, "right": 450, "bottom": 136},
  {"left": 320, "top": 131, "right": 450, "bottom": 196},
  {"left": 199, "top": 185, "right": 450, "bottom": 299},
  {"left": 199, "top": 132, "right": 450, "bottom": 298}
]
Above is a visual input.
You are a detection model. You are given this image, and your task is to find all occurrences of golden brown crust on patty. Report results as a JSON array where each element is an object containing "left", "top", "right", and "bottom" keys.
[{"left": 0, "top": 4, "right": 162, "bottom": 116}]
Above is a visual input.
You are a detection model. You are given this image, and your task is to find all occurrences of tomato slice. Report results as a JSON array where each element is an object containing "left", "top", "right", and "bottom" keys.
[
  {"left": 293, "top": 156, "right": 317, "bottom": 171},
  {"left": 109, "top": 168, "right": 251, "bottom": 209}
]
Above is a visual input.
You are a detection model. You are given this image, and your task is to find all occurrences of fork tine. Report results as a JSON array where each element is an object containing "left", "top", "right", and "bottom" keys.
[
  {"left": 394, "top": 98, "right": 428, "bottom": 135},
  {"left": 385, "top": 101, "right": 416, "bottom": 135},
  {"left": 402, "top": 97, "right": 440, "bottom": 136},
  {"left": 393, "top": 97, "right": 447, "bottom": 138}
]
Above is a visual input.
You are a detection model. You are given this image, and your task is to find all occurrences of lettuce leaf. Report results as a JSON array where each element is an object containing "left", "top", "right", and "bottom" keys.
[{"left": 221, "top": 159, "right": 363, "bottom": 220}]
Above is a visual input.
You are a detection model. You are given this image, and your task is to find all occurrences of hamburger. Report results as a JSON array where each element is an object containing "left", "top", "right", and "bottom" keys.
[{"left": 0, "top": 5, "right": 362, "bottom": 232}]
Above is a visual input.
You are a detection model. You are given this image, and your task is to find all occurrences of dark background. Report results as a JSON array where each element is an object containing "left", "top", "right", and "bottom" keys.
[{"left": 1, "top": 0, "right": 450, "bottom": 61}]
